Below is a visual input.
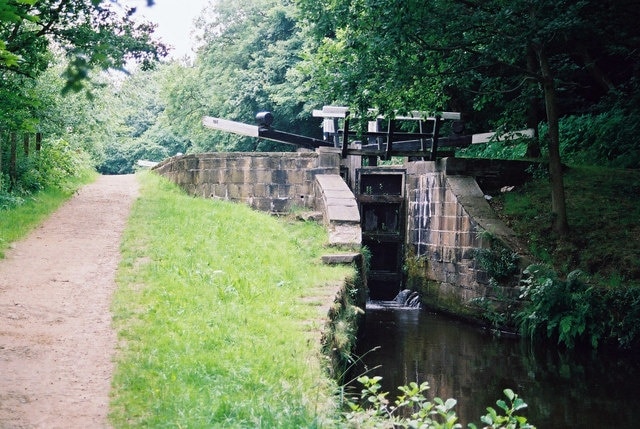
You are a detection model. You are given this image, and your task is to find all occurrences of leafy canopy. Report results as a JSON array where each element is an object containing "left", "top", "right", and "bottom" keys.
[{"left": 0, "top": 0, "right": 167, "bottom": 95}]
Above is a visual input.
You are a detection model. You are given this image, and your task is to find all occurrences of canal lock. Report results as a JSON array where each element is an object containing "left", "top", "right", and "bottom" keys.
[{"left": 355, "top": 167, "right": 408, "bottom": 301}]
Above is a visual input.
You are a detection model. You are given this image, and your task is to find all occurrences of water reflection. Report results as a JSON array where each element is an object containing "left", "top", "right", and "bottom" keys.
[{"left": 351, "top": 305, "right": 640, "bottom": 428}]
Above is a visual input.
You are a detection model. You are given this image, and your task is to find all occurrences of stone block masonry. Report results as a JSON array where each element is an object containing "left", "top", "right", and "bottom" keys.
[
  {"left": 405, "top": 158, "right": 531, "bottom": 319},
  {"left": 153, "top": 151, "right": 340, "bottom": 213}
]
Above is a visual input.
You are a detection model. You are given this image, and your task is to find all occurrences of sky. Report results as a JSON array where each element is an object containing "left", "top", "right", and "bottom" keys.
[{"left": 123, "top": 0, "right": 211, "bottom": 59}]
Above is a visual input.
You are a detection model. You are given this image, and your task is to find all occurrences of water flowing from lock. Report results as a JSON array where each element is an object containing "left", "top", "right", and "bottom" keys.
[{"left": 350, "top": 293, "right": 640, "bottom": 428}]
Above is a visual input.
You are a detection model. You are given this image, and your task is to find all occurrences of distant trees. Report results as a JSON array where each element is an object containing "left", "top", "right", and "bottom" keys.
[
  {"left": 162, "top": 0, "right": 317, "bottom": 153},
  {"left": 96, "top": 64, "right": 188, "bottom": 174},
  {"left": 0, "top": 0, "right": 166, "bottom": 189}
]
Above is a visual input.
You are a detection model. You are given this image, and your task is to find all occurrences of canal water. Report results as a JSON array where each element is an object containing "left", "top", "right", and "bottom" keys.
[{"left": 351, "top": 303, "right": 640, "bottom": 428}]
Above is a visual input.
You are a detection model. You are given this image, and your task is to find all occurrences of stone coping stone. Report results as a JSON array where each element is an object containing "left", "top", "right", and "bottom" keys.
[
  {"left": 321, "top": 253, "right": 362, "bottom": 265},
  {"left": 326, "top": 204, "right": 360, "bottom": 223},
  {"left": 315, "top": 174, "right": 351, "bottom": 190}
]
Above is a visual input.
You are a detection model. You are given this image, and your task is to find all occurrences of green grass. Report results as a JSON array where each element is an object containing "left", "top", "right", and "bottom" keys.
[
  {"left": 110, "top": 171, "right": 354, "bottom": 428},
  {"left": 0, "top": 171, "right": 97, "bottom": 258},
  {"left": 491, "top": 165, "right": 640, "bottom": 286}
]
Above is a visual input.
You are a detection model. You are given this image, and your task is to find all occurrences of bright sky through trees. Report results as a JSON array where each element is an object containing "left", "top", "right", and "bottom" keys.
[{"left": 125, "top": 0, "right": 209, "bottom": 59}]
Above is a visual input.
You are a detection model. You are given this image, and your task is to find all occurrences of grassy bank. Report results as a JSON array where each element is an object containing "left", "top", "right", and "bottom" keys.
[
  {"left": 491, "top": 165, "right": 640, "bottom": 287},
  {"left": 0, "top": 171, "right": 97, "bottom": 258},
  {"left": 110, "top": 172, "right": 355, "bottom": 428},
  {"left": 484, "top": 165, "right": 640, "bottom": 348}
]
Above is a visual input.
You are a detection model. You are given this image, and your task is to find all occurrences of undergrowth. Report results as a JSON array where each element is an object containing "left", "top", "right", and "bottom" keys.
[
  {"left": 343, "top": 376, "right": 535, "bottom": 428},
  {"left": 485, "top": 166, "right": 640, "bottom": 349},
  {"left": 516, "top": 264, "right": 640, "bottom": 349},
  {"left": 490, "top": 165, "right": 640, "bottom": 287}
]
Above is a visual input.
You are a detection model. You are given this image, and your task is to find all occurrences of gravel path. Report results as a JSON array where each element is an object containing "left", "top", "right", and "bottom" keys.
[{"left": 0, "top": 175, "right": 139, "bottom": 429}]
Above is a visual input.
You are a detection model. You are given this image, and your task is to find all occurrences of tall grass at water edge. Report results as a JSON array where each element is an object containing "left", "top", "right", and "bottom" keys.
[{"left": 110, "top": 171, "right": 354, "bottom": 428}]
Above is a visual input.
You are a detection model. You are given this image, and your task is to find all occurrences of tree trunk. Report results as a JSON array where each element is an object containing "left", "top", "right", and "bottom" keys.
[
  {"left": 525, "top": 46, "right": 541, "bottom": 158},
  {"left": 537, "top": 46, "right": 569, "bottom": 236}
]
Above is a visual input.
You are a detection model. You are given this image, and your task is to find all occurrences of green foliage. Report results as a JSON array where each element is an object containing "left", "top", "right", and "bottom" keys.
[
  {"left": 0, "top": 0, "right": 166, "bottom": 92},
  {"left": 322, "top": 276, "right": 365, "bottom": 381},
  {"left": 484, "top": 165, "right": 640, "bottom": 349},
  {"left": 469, "top": 293, "right": 513, "bottom": 332},
  {"left": 470, "top": 389, "right": 535, "bottom": 429},
  {"left": 0, "top": 0, "right": 166, "bottom": 192},
  {"left": 460, "top": 99, "right": 640, "bottom": 170},
  {"left": 473, "top": 243, "right": 520, "bottom": 283},
  {"left": 38, "top": 138, "right": 93, "bottom": 189},
  {"left": 539, "top": 106, "right": 640, "bottom": 169},
  {"left": 517, "top": 265, "right": 599, "bottom": 349},
  {"left": 297, "top": 0, "right": 640, "bottom": 131},
  {"left": 159, "top": 0, "right": 318, "bottom": 154},
  {"left": 515, "top": 265, "right": 640, "bottom": 349},
  {"left": 457, "top": 137, "right": 530, "bottom": 161},
  {"left": 0, "top": 129, "right": 94, "bottom": 205},
  {"left": 343, "top": 377, "right": 535, "bottom": 429},
  {"left": 0, "top": 178, "right": 24, "bottom": 210},
  {"left": 602, "top": 286, "right": 640, "bottom": 349},
  {"left": 295, "top": 0, "right": 638, "bottom": 235}
]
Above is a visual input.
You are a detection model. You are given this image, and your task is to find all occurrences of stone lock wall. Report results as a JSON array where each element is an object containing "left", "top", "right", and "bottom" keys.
[
  {"left": 153, "top": 149, "right": 532, "bottom": 319},
  {"left": 405, "top": 159, "right": 529, "bottom": 319},
  {"left": 152, "top": 150, "right": 341, "bottom": 213}
]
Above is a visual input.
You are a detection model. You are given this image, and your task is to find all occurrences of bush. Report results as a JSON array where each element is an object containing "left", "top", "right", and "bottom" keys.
[
  {"left": 38, "top": 138, "right": 93, "bottom": 190},
  {"left": 0, "top": 137, "right": 94, "bottom": 199},
  {"left": 517, "top": 265, "right": 597, "bottom": 348},
  {"left": 473, "top": 245, "right": 520, "bottom": 282},
  {"left": 0, "top": 173, "right": 24, "bottom": 209},
  {"left": 457, "top": 137, "right": 529, "bottom": 160},
  {"left": 516, "top": 264, "right": 640, "bottom": 349},
  {"left": 601, "top": 286, "right": 640, "bottom": 349}
]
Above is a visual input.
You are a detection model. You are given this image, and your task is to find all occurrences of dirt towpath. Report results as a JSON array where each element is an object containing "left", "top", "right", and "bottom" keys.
[{"left": 0, "top": 175, "right": 139, "bottom": 429}]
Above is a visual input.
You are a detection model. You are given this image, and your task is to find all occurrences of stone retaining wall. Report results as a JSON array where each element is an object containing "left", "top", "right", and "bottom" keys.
[
  {"left": 405, "top": 158, "right": 532, "bottom": 318},
  {"left": 153, "top": 151, "right": 340, "bottom": 213}
]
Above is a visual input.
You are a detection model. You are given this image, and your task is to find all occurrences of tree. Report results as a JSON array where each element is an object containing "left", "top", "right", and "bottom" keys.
[
  {"left": 0, "top": 0, "right": 167, "bottom": 93},
  {"left": 0, "top": 0, "right": 167, "bottom": 187},
  {"left": 296, "top": 0, "right": 640, "bottom": 236},
  {"left": 96, "top": 64, "right": 187, "bottom": 174},
  {"left": 162, "top": 0, "right": 317, "bottom": 153}
]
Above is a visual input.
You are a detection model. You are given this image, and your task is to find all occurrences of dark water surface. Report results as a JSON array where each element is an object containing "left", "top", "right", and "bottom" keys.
[{"left": 352, "top": 304, "right": 640, "bottom": 428}]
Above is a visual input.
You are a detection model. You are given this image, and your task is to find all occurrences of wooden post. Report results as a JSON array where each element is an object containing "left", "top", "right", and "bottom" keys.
[
  {"left": 341, "top": 111, "right": 350, "bottom": 158},
  {"left": 429, "top": 116, "right": 441, "bottom": 161},
  {"left": 385, "top": 119, "right": 395, "bottom": 160}
]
